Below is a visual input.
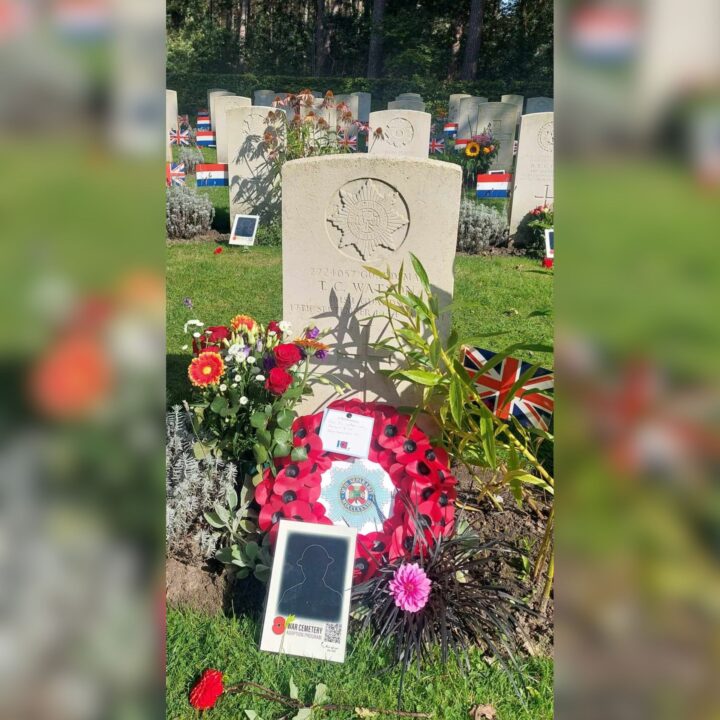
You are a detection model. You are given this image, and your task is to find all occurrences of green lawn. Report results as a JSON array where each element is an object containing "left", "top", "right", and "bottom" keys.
[
  {"left": 167, "top": 607, "right": 553, "bottom": 720},
  {"left": 166, "top": 246, "right": 553, "bottom": 406}
]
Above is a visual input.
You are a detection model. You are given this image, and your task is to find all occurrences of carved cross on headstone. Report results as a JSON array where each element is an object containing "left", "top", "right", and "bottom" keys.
[{"left": 534, "top": 184, "right": 554, "bottom": 206}]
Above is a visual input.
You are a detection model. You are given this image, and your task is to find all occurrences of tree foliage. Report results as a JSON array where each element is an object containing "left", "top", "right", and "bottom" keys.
[{"left": 166, "top": 0, "right": 552, "bottom": 85}]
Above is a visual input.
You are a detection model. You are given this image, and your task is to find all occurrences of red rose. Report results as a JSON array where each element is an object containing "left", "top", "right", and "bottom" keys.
[
  {"left": 189, "top": 669, "right": 224, "bottom": 710},
  {"left": 273, "top": 343, "right": 303, "bottom": 369},
  {"left": 267, "top": 321, "right": 282, "bottom": 335},
  {"left": 265, "top": 367, "right": 293, "bottom": 395},
  {"left": 207, "top": 326, "right": 231, "bottom": 343}
]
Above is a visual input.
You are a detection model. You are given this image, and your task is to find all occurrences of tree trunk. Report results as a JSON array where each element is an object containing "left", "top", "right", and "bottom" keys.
[
  {"left": 314, "top": 0, "right": 326, "bottom": 75},
  {"left": 238, "top": 0, "right": 249, "bottom": 70},
  {"left": 366, "top": 0, "right": 385, "bottom": 78},
  {"left": 460, "top": 0, "right": 485, "bottom": 81}
]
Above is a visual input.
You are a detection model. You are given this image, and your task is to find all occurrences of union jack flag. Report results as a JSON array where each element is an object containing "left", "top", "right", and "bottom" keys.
[
  {"left": 429, "top": 137, "right": 445, "bottom": 154},
  {"left": 165, "top": 162, "right": 186, "bottom": 187},
  {"left": 169, "top": 127, "right": 190, "bottom": 146},
  {"left": 462, "top": 346, "right": 554, "bottom": 431},
  {"left": 338, "top": 133, "right": 358, "bottom": 151}
]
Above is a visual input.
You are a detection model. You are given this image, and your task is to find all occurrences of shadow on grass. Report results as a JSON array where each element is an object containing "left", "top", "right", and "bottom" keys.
[
  {"left": 167, "top": 354, "right": 191, "bottom": 408},
  {"left": 213, "top": 205, "right": 231, "bottom": 234}
]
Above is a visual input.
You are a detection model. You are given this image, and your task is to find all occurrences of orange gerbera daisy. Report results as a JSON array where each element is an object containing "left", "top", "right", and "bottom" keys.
[
  {"left": 230, "top": 314, "right": 256, "bottom": 332},
  {"left": 188, "top": 351, "right": 224, "bottom": 387},
  {"left": 294, "top": 338, "right": 330, "bottom": 359}
]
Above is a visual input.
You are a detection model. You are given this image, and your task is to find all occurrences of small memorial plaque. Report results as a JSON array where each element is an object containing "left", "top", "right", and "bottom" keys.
[{"left": 260, "top": 521, "right": 356, "bottom": 662}]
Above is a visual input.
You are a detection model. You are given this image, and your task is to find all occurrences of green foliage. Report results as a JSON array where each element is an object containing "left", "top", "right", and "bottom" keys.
[
  {"left": 367, "top": 255, "right": 554, "bottom": 505},
  {"left": 457, "top": 200, "right": 509, "bottom": 253},
  {"left": 255, "top": 218, "right": 282, "bottom": 247}
]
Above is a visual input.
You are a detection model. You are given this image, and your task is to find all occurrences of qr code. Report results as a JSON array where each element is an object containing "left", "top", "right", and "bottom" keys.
[{"left": 323, "top": 623, "right": 342, "bottom": 644}]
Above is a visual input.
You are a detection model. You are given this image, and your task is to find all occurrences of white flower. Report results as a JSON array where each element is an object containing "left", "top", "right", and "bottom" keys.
[
  {"left": 227, "top": 343, "right": 242, "bottom": 356},
  {"left": 239, "top": 396, "right": 249, "bottom": 405},
  {"left": 255, "top": 375, "right": 266, "bottom": 382},
  {"left": 181, "top": 344, "right": 188, "bottom": 351},
  {"left": 219, "top": 384, "right": 227, "bottom": 392},
  {"left": 279, "top": 321, "right": 292, "bottom": 333},
  {"left": 246, "top": 356, "right": 256, "bottom": 365},
  {"left": 183, "top": 320, "right": 204, "bottom": 333},
  {"left": 192, "top": 332, "right": 201, "bottom": 338},
  {"left": 234, "top": 374, "right": 241, "bottom": 382}
]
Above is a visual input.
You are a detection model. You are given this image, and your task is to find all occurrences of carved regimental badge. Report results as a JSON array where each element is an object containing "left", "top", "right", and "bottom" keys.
[
  {"left": 326, "top": 178, "right": 410, "bottom": 261},
  {"left": 537, "top": 120, "right": 554, "bottom": 152},
  {"left": 383, "top": 117, "right": 415, "bottom": 148}
]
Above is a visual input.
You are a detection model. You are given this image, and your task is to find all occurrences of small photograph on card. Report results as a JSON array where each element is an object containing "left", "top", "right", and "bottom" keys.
[{"left": 260, "top": 521, "right": 356, "bottom": 663}]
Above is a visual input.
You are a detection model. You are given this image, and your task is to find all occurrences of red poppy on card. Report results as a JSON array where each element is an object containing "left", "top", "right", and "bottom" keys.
[{"left": 271, "top": 616, "right": 286, "bottom": 635}]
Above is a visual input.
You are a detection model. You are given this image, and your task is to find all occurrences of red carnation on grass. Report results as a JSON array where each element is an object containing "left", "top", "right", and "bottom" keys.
[
  {"left": 265, "top": 367, "right": 293, "bottom": 395},
  {"left": 189, "top": 669, "right": 224, "bottom": 710},
  {"left": 214, "top": 247, "right": 223, "bottom": 255},
  {"left": 188, "top": 351, "right": 224, "bottom": 387},
  {"left": 273, "top": 343, "right": 303, "bottom": 369},
  {"left": 230, "top": 314, "right": 256, "bottom": 332}
]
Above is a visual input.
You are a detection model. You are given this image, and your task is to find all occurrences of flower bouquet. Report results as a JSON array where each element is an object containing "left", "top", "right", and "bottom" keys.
[
  {"left": 184, "top": 315, "right": 330, "bottom": 467},
  {"left": 440, "top": 124, "right": 501, "bottom": 190},
  {"left": 525, "top": 203, "right": 554, "bottom": 257}
]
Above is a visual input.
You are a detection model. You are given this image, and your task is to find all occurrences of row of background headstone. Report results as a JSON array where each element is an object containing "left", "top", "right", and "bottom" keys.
[{"left": 167, "top": 88, "right": 552, "bottom": 238}]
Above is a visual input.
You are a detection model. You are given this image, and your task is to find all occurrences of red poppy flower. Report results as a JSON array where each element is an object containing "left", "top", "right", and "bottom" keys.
[
  {"left": 189, "top": 669, "right": 224, "bottom": 710},
  {"left": 213, "top": 247, "right": 223, "bottom": 255},
  {"left": 272, "top": 616, "right": 286, "bottom": 635}
]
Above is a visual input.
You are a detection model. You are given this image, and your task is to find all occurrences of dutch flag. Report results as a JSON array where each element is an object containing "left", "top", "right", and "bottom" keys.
[
  {"left": 570, "top": 5, "right": 640, "bottom": 64},
  {"left": 476, "top": 172, "right": 511, "bottom": 199},
  {"left": 196, "top": 130, "right": 216, "bottom": 147},
  {"left": 454, "top": 138, "right": 469, "bottom": 152},
  {"left": 197, "top": 114, "right": 211, "bottom": 130},
  {"left": 196, "top": 164, "right": 228, "bottom": 187},
  {"left": 443, "top": 122, "right": 458, "bottom": 137}
]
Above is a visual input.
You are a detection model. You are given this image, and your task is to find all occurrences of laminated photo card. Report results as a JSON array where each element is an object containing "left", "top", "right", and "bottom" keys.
[{"left": 260, "top": 521, "right": 357, "bottom": 662}]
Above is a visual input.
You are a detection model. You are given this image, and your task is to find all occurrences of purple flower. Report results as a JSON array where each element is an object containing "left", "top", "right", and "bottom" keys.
[
  {"left": 314, "top": 349, "right": 328, "bottom": 360},
  {"left": 263, "top": 354, "right": 276, "bottom": 371},
  {"left": 389, "top": 563, "right": 431, "bottom": 613},
  {"left": 305, "top": 326, "right": 320, "bottom": 340},
  {"left": 183, "top": 297, "right": 193, "bottom": 309}
]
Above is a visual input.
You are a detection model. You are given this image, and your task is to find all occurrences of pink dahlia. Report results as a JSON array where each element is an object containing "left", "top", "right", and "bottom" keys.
[{"left": 389, "top": 563, "right": 432, "bottom": 612}]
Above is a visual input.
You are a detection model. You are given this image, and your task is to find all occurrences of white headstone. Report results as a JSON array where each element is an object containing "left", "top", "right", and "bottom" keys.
[
  {"left": 456, "top": 96, "right": 489, "bottom": 138},
  {"left": 396, "top": 93, "right": 423, "bottom": 101},
  {"left": 501, "top": 94, "right": 525, "bottom": 115},
  {"left": 388, "top": 99, "right": 426, "bottom": 112},
  {"left": 282, "top": 155, "right": 462, "bottom": 411},
  {"left": 334, "top": 94, "right": 360, "bottom": 121},
  {"left": 526, "top": 97, "right": 554, "bottom": 114},
  {"left": 215, "top": 95, "right": 252, "bottom": 164},
  {"left": 227, "top": 106, "right": 285, "bottom": 223},
  {"left": 368, "top": 110, "right": 431, "bottom": 159},
  {"left": 208, "top": 90, "right": 233, "bottom": 130},
  {"left": 352, "top": 92, "right": 371, "bottom": 122},
  {"left": 509, "top": 112, "right": 554, "bottom": 235},
  {"left": 254, "top": 89, "right": 275, "bottom": 106},
  {"left": 165, "top": 89, "right": 178, "bottom": 162},
  {"left": 206, "top": 88, "right": 225, "bottom": 111},
  {"left": 473, "top": 102, "right": 520, "bottom": 171},
  {"left": 448, "top": 93, "right": 472, "bottom": 123}
]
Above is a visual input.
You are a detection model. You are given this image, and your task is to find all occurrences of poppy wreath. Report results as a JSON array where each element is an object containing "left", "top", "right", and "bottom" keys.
[{"left": 255, "top": 399, "right": 457, "bottom": 583}]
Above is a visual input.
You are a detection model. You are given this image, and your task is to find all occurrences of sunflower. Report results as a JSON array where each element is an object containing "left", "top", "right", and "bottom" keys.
[
  {"left": 230, "top": 314, "right": 256, "bottom": 332},
  {"left": 465, "top": 141, "right": 481, "bottom": 158},
  {"left": 188, "top": 351, "right": 224, "bottom": 387}
]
